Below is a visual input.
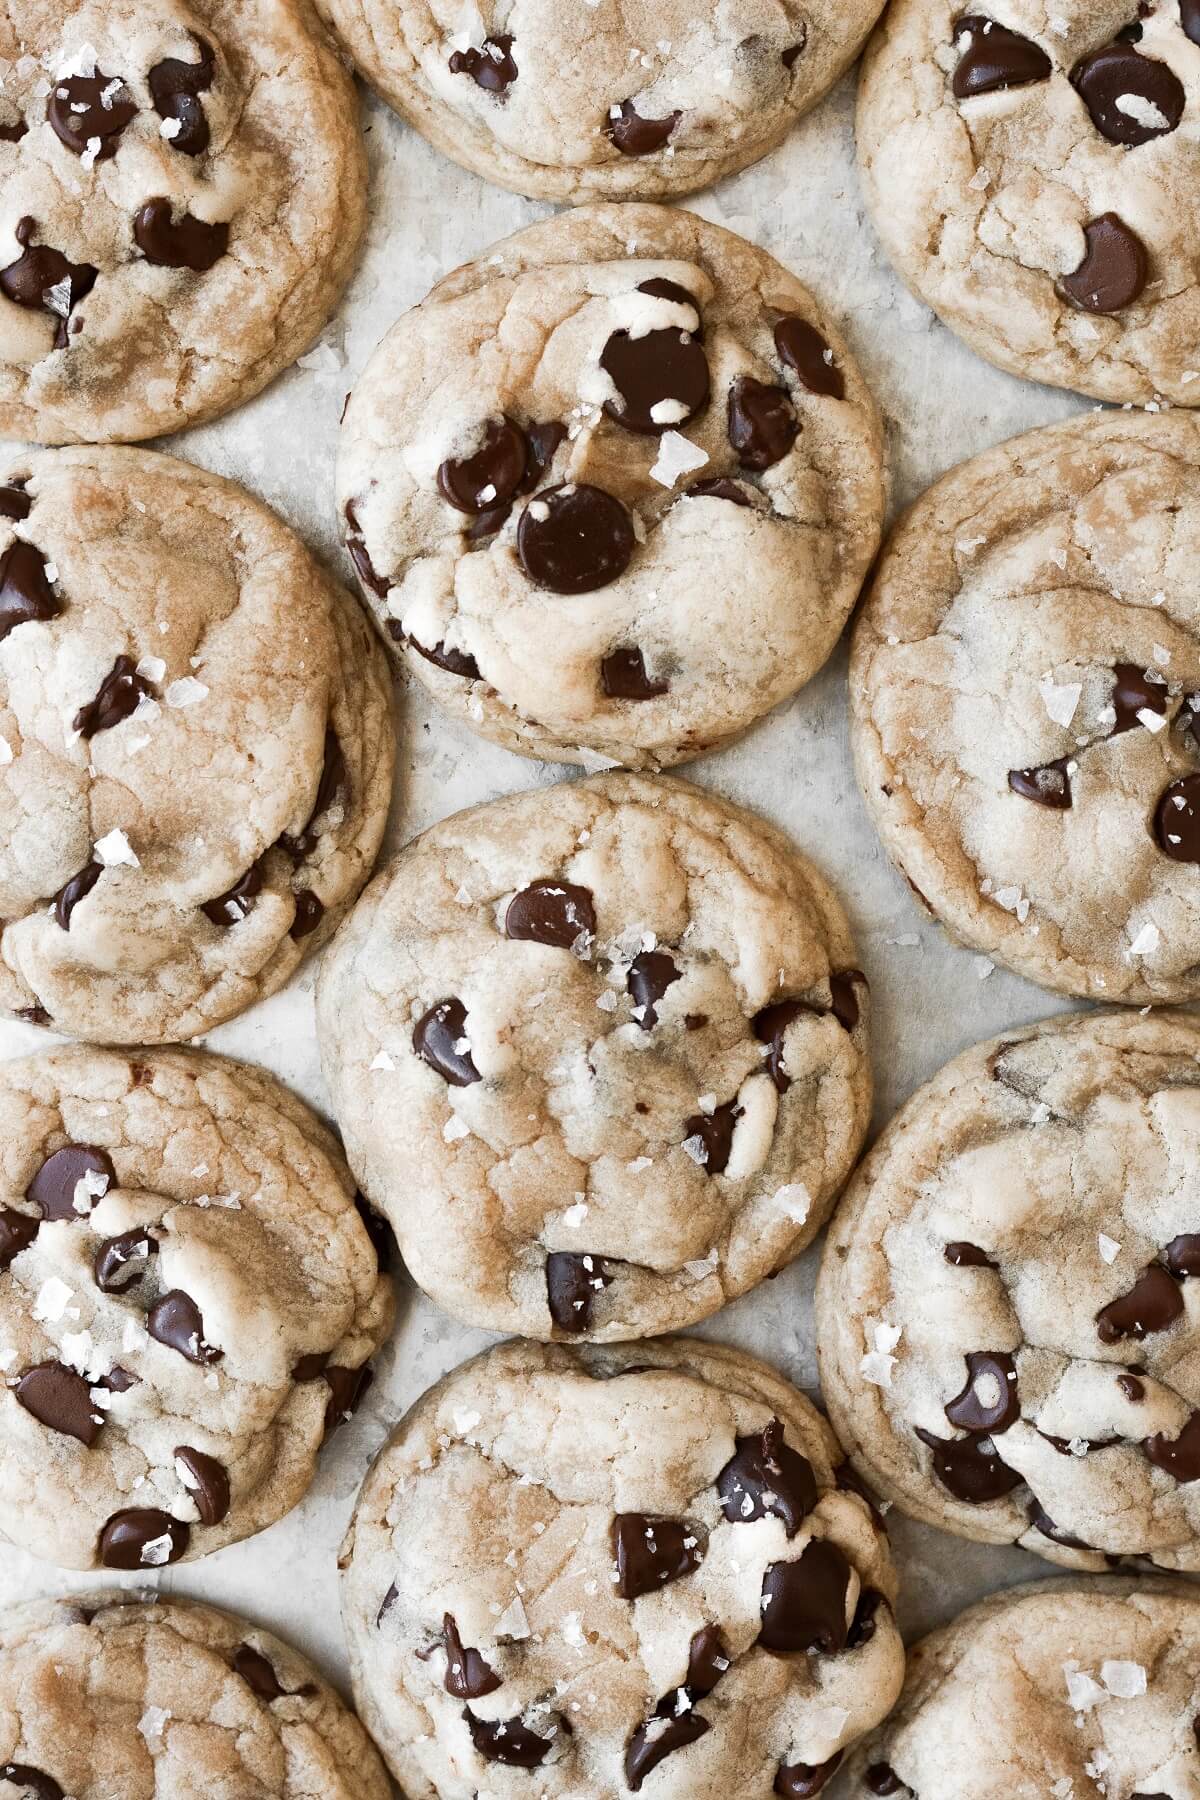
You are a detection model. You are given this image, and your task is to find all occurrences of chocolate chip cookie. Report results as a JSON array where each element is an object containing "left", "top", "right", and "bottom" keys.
[
  {"left": 0, "top": 1043, "right": 393, "bottom": 1570},
  {"left": 818, "top": 1009, "right": 1200, "bottom": 1573},
  {"left": 857, "top": 0, "right": 1200, "bottom": 404},
  {"left": 0, "top": 445, "right": 394, "bottom": 1043},
  {"left": 0, "top": 1591, "right": 392, "bottom": 1797},
  {"left": 337, "top": 202, "right": 885, "bottom": 769},
  {"left": 316, "top": 0, "right": 883, "bottom": 202},
  {"left": 0, "top": 0, "right": 366, "bottom": 443},
  {"left": 317, "top": 772, "right": 871, "bottom": 1341},
  {"left": 341, "top": 1336, "right": 903, "bottom": 1799},
  {"left": 847, "top": 1577, "right": 1200, "bottom": 1800},
  {"left": 851, "top": 410, "right": 1200, "bottom": 1003}
]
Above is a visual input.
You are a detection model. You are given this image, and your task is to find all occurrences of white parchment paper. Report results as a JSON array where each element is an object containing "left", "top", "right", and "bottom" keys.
[{"left": 0, "top": 68, "right": 1099, "bottom": 1723}]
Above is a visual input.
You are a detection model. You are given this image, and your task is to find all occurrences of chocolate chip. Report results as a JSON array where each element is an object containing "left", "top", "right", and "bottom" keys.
[
  {"left": 718, "top": 1418, "right": 818, "bottom": 1535},
  {"left": 0, "top": 1208, "right": 37, "bottom": 1270},
  {"left": 149, "top": 37, "right": 215, "bottom": 156},
  {"left": 442, "top": 1613, "right": 501, "bottom": 1699},
  {"left": 289, "top": 889, "right": 324, "bottom": 939},
  {"left": 601, "top": 307, "right": 709, "bottom": 436},
  {"left": 952, "top": 15, "right": 1052, "bottom": 96},
  {"left": 1166, "top": 1234, "right": 1200, "bottom": 1277},
  {"left": 1057, "top": 213, "right": 1148, "bottom": 314},
  {"left": 1109, "top": 663, "right": 1168, "bottom": 734},
  {"left": 355, "top": 1192, "right": 397, "bottom": 1271},
  {"left": 1155, "top": 774, "right": 1200, "bottom": 861},
  {"left": 413, "top": 996, "right": 480, "bottom": 1086},
  {"left": 343, "top": 498, "right": 389, "bottom": 598},
  {"left": 173, "top": 1444, "right": 230, "bottom": 1526},
  {"left": 944, "top": 1351, "right": 1020, "bottom": 1434},
  {"left": 0, "top": 1768, "right": 63, "bottom": 1800},
  {"left": 233, "top": 1643, "right": 285, "bottom": 1700},
  {"left": 147, "top": 1290, "right": 223, "bottom": 1364},
  {"left": 775, "top": 1752, "right": 844, "bottom": 1798},
  {"left": 847, "top": 1587, "right": 885, "bottom": 1648},
  {"left": 279, "top": 729, "right": 347, "bottom": 859},
  {"left": 0, "top": 119, "right": 26, "bottom": 142},
  {"left": 73, "top": 655, "right": 153, "bottom": 738},
  {"left": 753, "top": 1000, "right": 807, "bottom": 1091},
  {"left": 914, "top": 1427, "right": 1022, "bottom": 1502},
  {"left": 613, "top": 1513, "right": 704, "bottom": 1599},
  {"left": 945, "top": 1242, "right": 998, "bottom": 1269},
  {"left": 775, "top": 316, "right": 844, "bottom": 400},
  {"left": 322, "top": 1363, "right": 373, "bottom": 1435},
  {"left": 201, "top": 863, "right": 263, "bottom": 928},
  {"left": 94, "top": 1227, "right": 158, "bottom": 1294},
  {"left": 1119, "top": 1371, "right": 1146, "bottom": 1402},
  {"left": 1185, "top": 0, "right": 1200, "bottom": 45},
  {"left": 464, "top": 1706, "right": 553, "bottom": 1767},
  {"left": 53, "top": 861, "right": 102, "bottom": 931},
  {"left": 517, "top": 484, "right": 635, "bottom": 595},
  {"left": 0, "top": 217, "right": 97, "bottom": 347},
  {"left": 546, "top": 1250, "right": 612, "bottom": 1332},
  {"left": 376, "top": 1583, "right": 398, "bottom": 1627},
  {"left": 134, "top": 198, "right": 229, "bottom": 271},
  {"left": 606, "top": 100, "right": 680, "bottom": 155},
  {"left": 27, "top": 1143, "right": 114, "bottom": 1221},
  {"left": 865, "top": 1766, "right": 905, "bottom": 1797},
  {"left": 523, "top": 421, "right": 568, "bottom": 490},
  {"left": 727, "top": 377, "right": 799, "bottom": 471},
  {"left": 505, "top": 880, "right": 596, "bottom": 950},
  {"left": 1144, "top": 1410, "right": 1200, "bottom": 1482},
  {"left": 293, "top": 1351, "right": 329, "bottom": 1383},
  {"left": 830, "top": 970, "right": 866, "bottom": 1030},
  {"left": 0, "top": 537, "right": 61, "bottom": 642},
  {"left": 98, "top": 1365, "right": 138, "bottom": 1393},
  {"left": 1096, "top": 1263, "right": 1183, "bottom": 1342},
  {"left": 1071, "top": 39, "right": 1184, "bottom": 144},
  {"left": 782, "top": 31, "right": 808, "bottom": 68},
  {"left": 1008, "top": 758, "right": 1073, "bottom": 809},
  {"left": 688, "top": 477, "right": 753, "bottom": 506},
  {"left": 683, "top": 1099, "right": 741, "bottom": 1174},
  {"left": 627, "top": 950, "right": 680, "bottom": 1028},
  {"left": 759, "top": 1540, "right": 851, "bottom": 1654},
  {"left": 837, "top": 1461, "right": 887, "bottom": 1530},
  {"left": 439, "top": 418, "right": 529, "bottom": 513},
  {"left": 15, "top": 1361, "right": 101, "bottom": 1445},
  {"left": 47, "top": 70, "right": 136, "bottom": 159},
  {"left": 626, "top": 1706, "right": 709, "bottom": 1792},
  {"left": 684, "top": 1623, "right": 729, "bottom": 1695},
  {"left": 601, "top": 646, "right": 668, "bottom": 700},
  {"left": 15, "top": 1006, "right": 50, "bottom": 1026},
  {"left": 1026, "top": 1498, "right": 1091, "bottom": 1550},
  {"left": 99, "top": 1507, "right": 189, "bottom": 1568},
  {"left": 0, "top": 483, "right": 30, "bottom": 520},
  {"left": 410, "top": 636, "right": 481, "bottom": 679},
  {"left": 1040, "top": 1428, "right": 1119, "bottom": 1456},
  {"left": 449, "top": 35, "right": 518, "bottom": 93}
]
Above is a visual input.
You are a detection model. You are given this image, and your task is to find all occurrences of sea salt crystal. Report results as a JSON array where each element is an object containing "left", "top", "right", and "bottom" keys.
[
  {"left": 1039, "top": 676, "right": 1082, "bottom": 728},
  {"left": 562, "top": 1201, "right": 589, "bottom": 1227},
  {"left": 138, "top": 1705, "right": 170, "bottom": 1742},
  {"left": 649, "top": 430, "right": 708, "bottom": 489},
  {"left": 136, "top": 654, "right": 166, "bottom": 683},
  {"left": 860, "top": 1320, "right": 902, "bottom": 1388},
  {"left": 443, "top": 1114, "right": 470, "bottom": 1142},
  {"left": 370, "top": 1050, "right": 395, "bottom": 1071},
  {"left": 1127, "top": 921, "right": 1160, "bottom": 958},
  {"left": 94, "top": 827, "right": 139, "bottom": 867},
  {"left": 165, "top": 676, "right": 208, "bottom": 707},
  {"left": 773, "top": 1183, "right": 811, "bottom": 1224},
  {"left": 1063, "top": 1662, "right": 1106, "bottom": 1711},
  {"left": 33, "top": 1276, "right": 73, "bottom": 1322},
  {"left": 1097, "top": 1233, "right": 1121, "bottom": 1264},
  {"left": 1101, "top": 1660, "right": 1146, "bottom": 1698}
]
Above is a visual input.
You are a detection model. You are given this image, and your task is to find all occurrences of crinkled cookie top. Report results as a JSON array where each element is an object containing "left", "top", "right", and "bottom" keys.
[
  {"left": 317, "top": 772, "right": 870, "bottom": 1341},
  {"left": 0, "top": 1044, "right": 393, "bottom": 1570},
  {"left": 338, "top": 203, "right": 884, "bottom": 769},
  {"left": 858, "top": 0, "right": 1200, "bottom": 405},
  {"left": 317, "top": 0, "right": 883, "bottom": 201},
  {"left": 0, "top": 1592, "right": 393, "bottom": 1799},
  {"left": 819, "top": 1009, "right": 1200, "bottom": 1574},
  {"left": 341, "top": 1337, "right": 903, "bottom": 1800},
  {"left": 0, "top": 445, "right": 394, "bottom": 1044},
  {"left": 0, "top": 0, "right": 366, "bottom": 442},
  {"left": 851, "top": 411, "right": 1200, "bottom": 1003}
]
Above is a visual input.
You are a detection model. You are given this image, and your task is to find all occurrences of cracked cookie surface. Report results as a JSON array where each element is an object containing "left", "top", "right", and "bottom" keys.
[
  {"left": 850, "top": 411, "right": 1200, "bottom": 1003},
  {"left": 847, "top": 1577, "right": 1200, "bottom": 1800},
  {"left": 317, "top": 772, "right": 871, "bottom": 1341},
  {"left": 0, "top": 1043, "right": 393, "bottom": 1570},
  {"left": 857, "top": 0, "right": 1200, "bottom": 405},
  {"left": 315, "top": 0, "right": 883, "bottom": 202},
  {"left": 0, "top": 1591, "right": 392, "bottom": 1798},
  {"left": 340, "top": 1336, "right": 903, "bottom": 1800},
  {"left": 337, "top": 202, "right": 885, "bottom": 770},
  {"left": 818, "top": 1009, "right": 1200, "bottom": 1573},
  {"left": 0, "top": 0, "right": 366, "bottom": 443},
  {"left": 0, "top": 444, "right": 395, "bottom": 1044}
]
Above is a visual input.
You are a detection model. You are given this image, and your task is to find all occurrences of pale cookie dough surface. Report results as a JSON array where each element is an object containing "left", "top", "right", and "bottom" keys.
[
  {"left": 857, "top": 0, "right": 1200, "bottom": 405},
  {"left": 818, "top": 1010, "right": 1200, "bottom": 1574},
  {"left": 0, "top": 1591, "right": 392, "bottom": 1799},
  {"left": 0, "top": 0, "right": 367, "bottom": 443},
  {"left": 847, "top": 1577, "right": 1200, "bottom": 1800},
  {"left": 850, "top": 410, "right": 1200, "bottom": 1004},
  {"left": 337, "top": 203, "right": 885, "bottom": 770},
  {"left": 0, "top": 1044, "right": 394, "bottom": 1571},
  {"left": 0, "top": 445, "right": 395, "bottom": 1045},
  {"left": 340, "top": 1336, "right": 904, "bottom": 1800},
  {"left": 315, "top": 0, "right": 883, "bottom": 202},
  {"left": 317, "top": 773, "right": 871, "bottom": 1341}
]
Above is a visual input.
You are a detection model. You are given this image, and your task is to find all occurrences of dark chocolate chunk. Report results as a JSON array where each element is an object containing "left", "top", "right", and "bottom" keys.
[
  {"left": 74, "top": 654, "right": 154, "bottom": 737},
  {"left": 1144, "top": 1409, "right": 1200, "bottom": 1482},
  {"left": 1111, "top": 661, "right": 1169, "bottom": 732},
  {"left": 322, "top": 1363, "right": 373, "bottom": 1434},
  {"left": 1095, "top": 1263, "right": 1183, "bottom": 1343},
  {"left": 449, "top": 35, "right": 518, "bottom": 93},
  {"left": 626, "top": 1705, "right": 708, "bottom": 1791},
  {"left": 688, "top": 477, "right": 753, "bottom": 506},
  {"left": 606, "top": 100, "right": 680, "bottom": 155},
  {"left": 1166, "top": 1234, "right": 1200, "bottom": 1277},
  {"left": 94, "top": 1227, "right": 157, "bottom": 1294},
  {"left": 727, "top": 376, "right": 798, "bottom": 471},
  {"left": 627, "top": 950, "right": 680, "bottom": 1028},
  {"left": 601, "top": 646, "right": 669, "bottom": 700},
  {"left": 14, "top": 1361, "right": 101, "bottom": 1445},
  {"left": 413, "top": 996, "right": 480, "bottom": 1086},
  {"left": 613, "top": 1513, "right": 704, "bottom": 1599},
  {"left": 201, "top": 863, "right": 263, "bottom": 927},
  {"left": 149, "top": 36, "right": 215, "bottom": 156},
  {"left": 0, "top": 1768, "right": 63, "bottom": 1800},
  {"left": 0, "top": 217, "right": 97, "bottom": 347},
  {"left": 410, "top": 636, "right": 481, "bottom": 679},
  {"left": 775, "top": 1752, "right": 844, "bottom": 1798},
  {"left": 865, "top": 1766, "right": 905, "bottom": 1796},
  {"left": 1155, "top": 774, "right": 1200, "bottom": 862},
  {"left": 1008, "top": 758, "right": 1072, "bottom": 809},
  {"left": 463, "top": 1706, "right": 554, "bottom": 1767},
  {"left": 944, "top": 1351, "right": 1020, "bottom": 1434},
  {"left": 717, "top": 1418, "right": 818, "bottom": 1535},
  {"left": 505, "top": 880, "right": 596, "bottom": 950},
  {"left": 438, "top": 418, "right": 528, "bottom": 513},
  {"left": 0, "top": 536, "right": 61, "bottom": 641},
  {"left": 546, "top": 1251, "right": 612, "bottom": 1332},
  {"left": 944, "top": 1241, "right": 998, "bottom": 1268},
  {"left": 134, "top": 198, "right": 229, "bottom": 271},
  {"left": 54, "top": 861, "right": 102, "bottom": 930},
  {"left": 914, "top": 1427, "right": 1022, "bottom": 1503},
  {"left": 27, "top": 1143, "right": 114, "bottom": 1221},
  {"left": 174, "top": 1445, "right": 230, "bottom": 1525},
  {"left": 0, "top": 483, "right": 30, "bottom": 520},
  {"left": 98, "top": 1508, "right": 189, "bottom": 1568},
  {"left": 600, "top": 303, "right": 709, "bottom": 435},
  {"left": 344, "top": 498, "right": 389, "bottom": 598},
  {"left": 758, "top": 1540, "right": 851, "bottom": 1655},
  {"left": 442, "top": 1613, "right": 501, "bottom": 1699},
  {"left": 1027, "top": 1498, "right": 1091, "bottom": 1550},
  {"left": 683, "top": 1099, "right": 741, "bottom": 1174},
  {"left": 0, "top": 1207, "right": 38, "bottom": 1270},
  {"left": 517, "top": 483, "right": 635, "bottom": 594},
  {"left": 775, "top": 316, "right": 844, "bottom": 399},
  {"left": 147, "top": 1289, "right": 223, "bottom": 1364},
  {"left": 1071, "top": 39, "right": 1184, "bottom": 145},
  {"left": 48, "top": 69, "right": 136, "bottom": 159},
  {"left": 1057, "top": 213, "right": 1148, "bottom": 314},
  {"left": 289, "top": 888, "right": 324, "bottom": 939},
  {"left": 952, "top": 15, "right": 1051, "bottom": 95},
  {"left": 233, "top": 1643, "right": 285, "bottom": 1700}
]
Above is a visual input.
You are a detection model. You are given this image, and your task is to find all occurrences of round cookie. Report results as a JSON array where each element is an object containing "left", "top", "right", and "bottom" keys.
[
  {"left": 0, "top": 444, "right": 395, "bottom": 1044},
  {"left": 0, "top": 1591, "right": 392, "bottom": 1798},
  {"left": 0, "top": 1042, "right": 394, "bottom": 1571},
  {"left": 857, "top": 0, "right": 1200, "bottom": 406},
  {"left": 818, "top": 1009, "right": 1200, "bottom": 1574},
  {"left": 317, "top": 772, "right": 871, "bottom": 1341},
  {"left": 850, "top": 410, "right": 1200, "bottom": 1004},
  {"left": 847, "top": 1578, "right": 1200, "bottom": 1800},
  {"left": 315, "top": 0, "right": 883, "bottom": 203},
  {"left": 340, "top": 1336, "right": 904, "bottom": 1800},
  {"left": 337, "top": 202, "right": 885, "bottom": 770},
  {"left": 0, "top": 0, "right": 366, "bottom": 443}
]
